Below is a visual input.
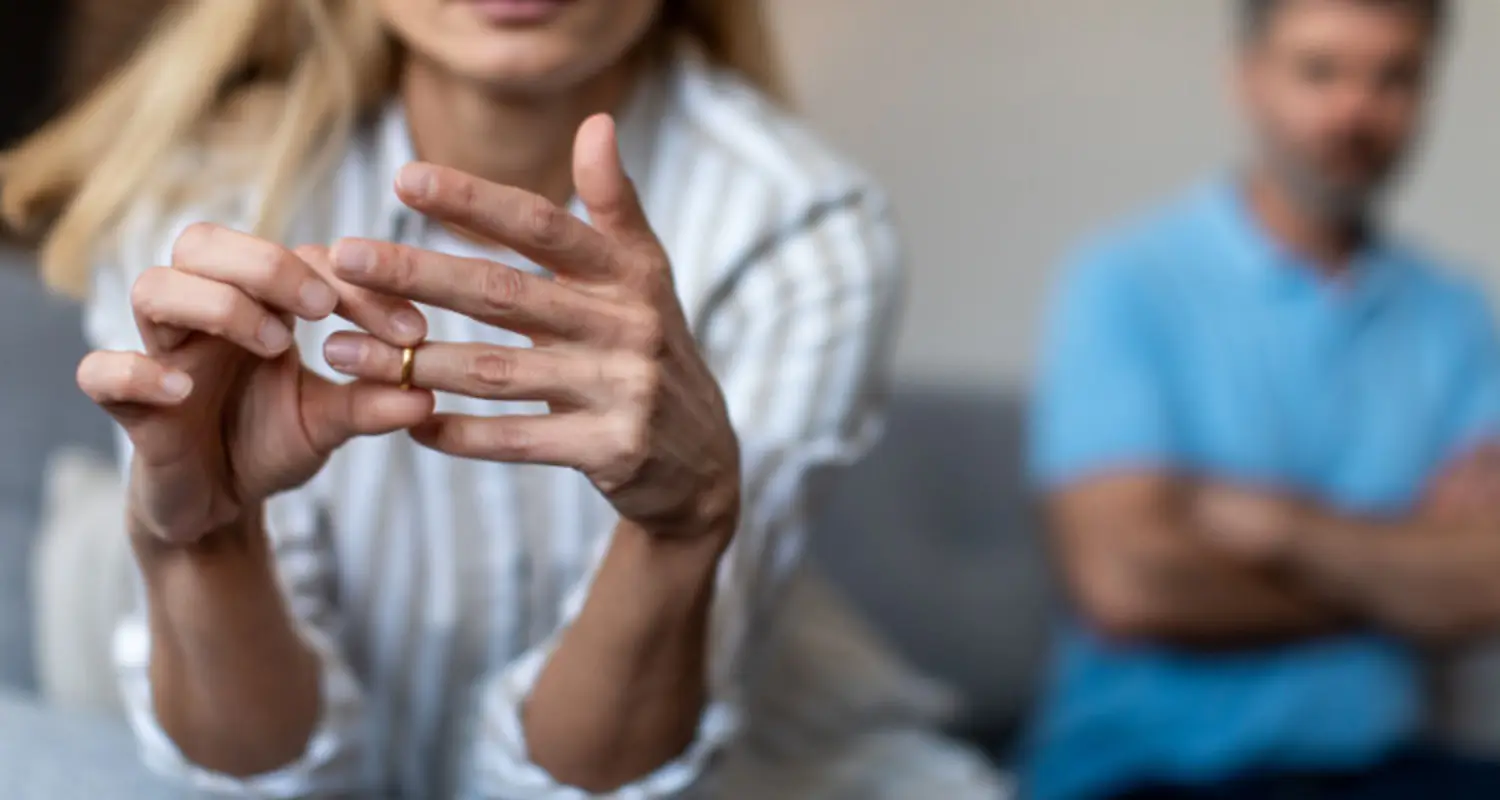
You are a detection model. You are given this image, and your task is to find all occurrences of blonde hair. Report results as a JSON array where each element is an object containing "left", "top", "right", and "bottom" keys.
[{"left": 1, "top": 0, "right": 784, "bottom": 296}]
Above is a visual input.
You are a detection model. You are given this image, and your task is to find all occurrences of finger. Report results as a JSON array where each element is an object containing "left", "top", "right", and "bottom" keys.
[
  {"left": 130, "top": 267, "right": 293, "bottom": 358},
  {"left": 299, "top": 375, "right": 436, "bottom": 455},
  {"left": 295, "top": 244, "right": 427, "bottom": 347},
  {"left": 573, "top": 113, "right": 656, "bottom": 251},
  {"left": 393, "top": 163, "right": 618, "bottom": 281},
  {"left": 77, "top": 350, "right": 194, "bottom": 408},
  {"left": 171, "top": 223, "right": 338, "bottom": 320},
  {"left": 410, "top": 412, "right": 602, "bottom": 468},
  {"left": 321, "top": 333, "right": 600, "bottom": 407},
  {"left": 329, "top": 238, "right": 607, "bottom": 340}
]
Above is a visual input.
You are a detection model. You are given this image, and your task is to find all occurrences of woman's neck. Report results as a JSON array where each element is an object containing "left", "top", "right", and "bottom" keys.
[{"left": 399, "top": 55, "right": 639, "bottom": 206}]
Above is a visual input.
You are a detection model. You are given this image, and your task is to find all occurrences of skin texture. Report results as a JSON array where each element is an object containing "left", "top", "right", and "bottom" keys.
[
  {"left": 1051, "top": 1, "right": 1500, "bottom": 651},
  {"left": 81, "top": 0, "right": 744, "bottom": 789},
  {"left": 78, "top": 237, "right": 434, "bottom": 774},
  {"left": 1236, "top": 0, "right": 1434, "bottom": 263},
  {"left": 1198, "top": 448, "right": 1500, "bottom": 645},
  {"left": 1052, "top": 450, "right": 1500, "bottom": 650}
]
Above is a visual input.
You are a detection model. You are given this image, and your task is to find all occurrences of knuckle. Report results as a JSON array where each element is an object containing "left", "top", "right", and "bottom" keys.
[
  {"left": 608, "top": 415, "right": 651, "bottom": 472},
  {"left": 618, "top": 356, "right": 660, "bottom": 404},
  {"left": 626, "top": 248, "right": 668, "bottom": 280},
  {"left": 480, "top": 422, "right": 532, "bottom": 457},
  {"left": 623, "top": 307, "right": 664, "bottom": 354},
  {"left": 171, "top": 221, "right": 217, "bottom": 264},
  {"left": 481, "top": 265, "right": 526, "bottom": 311},
  {"left": 201, "top": 288, "right": 242, "bottom": 336},
  {"left": 451, "top": 172, "right": 473, "bottom": 206},
  {"left": 252, "top": 245, "right": 298, "bottom": 287},
  {"left": 129, "top": 268, "right": 169, "bottom": 314},
  {"left": 466, "top": 350, "right": 518, "bottom": 389},
  {"left": 526, "top": 198, "right": 569, "bottom": 247},
  {"left": 119, "top": 355, "right": 151, "bottom": 391},
  {"left": 389, "top": 245, "right": 420, "bottom": 291},
  {"left": 293, "top": 244, "right": 329, "bottom": 266}
]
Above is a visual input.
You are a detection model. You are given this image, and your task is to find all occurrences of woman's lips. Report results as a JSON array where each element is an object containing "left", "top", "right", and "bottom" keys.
[{"left": 461, "top": 0, "right": 575, "bottom": 26}]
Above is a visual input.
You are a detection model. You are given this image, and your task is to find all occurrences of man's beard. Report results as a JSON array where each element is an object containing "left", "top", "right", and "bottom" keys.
[{"left": 1267, "top": 144, "right": 1398, "bottom": 229}]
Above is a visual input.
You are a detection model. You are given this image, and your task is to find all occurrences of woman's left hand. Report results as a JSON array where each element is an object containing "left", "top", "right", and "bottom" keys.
[{"left": 322, "top": 114, "right": 740, "bottom": 542}]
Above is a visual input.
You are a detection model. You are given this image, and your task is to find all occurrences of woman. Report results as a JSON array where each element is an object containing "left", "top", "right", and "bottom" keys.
[{"left": 2, "top": 1, "right": 1003, "bottom": 797}]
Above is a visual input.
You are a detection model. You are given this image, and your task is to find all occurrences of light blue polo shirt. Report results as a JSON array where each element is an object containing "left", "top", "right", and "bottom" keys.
[{"left": 1024, "top": 179, "right": 1500, "bottom": 800}]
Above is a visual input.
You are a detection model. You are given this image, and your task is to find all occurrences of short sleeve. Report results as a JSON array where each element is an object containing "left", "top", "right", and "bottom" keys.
[
  {"left": 1442, "top": 290, "right": 1500, "bottom": 457},
  {"left": 1028, "top": 246, "right": 1178, "bottom": 488}
]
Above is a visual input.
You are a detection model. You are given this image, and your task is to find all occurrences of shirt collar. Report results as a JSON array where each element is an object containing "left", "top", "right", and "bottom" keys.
[
  {"left": 1202, "top": 176, "right": 1405, "bottom": 307},
  {"left": 371, "top": 59, "right": 673, "bottom": 244}
]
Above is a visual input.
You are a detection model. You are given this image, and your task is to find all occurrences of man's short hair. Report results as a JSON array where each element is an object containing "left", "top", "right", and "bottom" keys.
[{"left": 1239, "top": 0, "right": 1448, "bottom": 42}]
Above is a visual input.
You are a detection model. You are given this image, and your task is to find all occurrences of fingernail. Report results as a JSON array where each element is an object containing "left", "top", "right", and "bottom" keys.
[
  {"left": 334, "top": 241, "right": 375, "bottom": 276},
  {"left": 397, "top": 164, "right": 435, "bottom": 200},
  {"left": 391, "top": 309, "right": 425, "bottom": 341},
  {"left": 300, "top": 280, "right": 337, "bottom": 317},
  {"left": 159, "top": 372, "right": 192, "bottom": 400},
  {"left": 259, "top": 319, "right": 292, "bottom": 352},
  {"left": 323, "top": 337, "right": 363, "bottom": 369}
]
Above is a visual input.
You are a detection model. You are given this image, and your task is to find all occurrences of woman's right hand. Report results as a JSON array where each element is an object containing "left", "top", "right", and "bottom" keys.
[{"left": 77, "top": 223, "right": 435, "bottom": 547}]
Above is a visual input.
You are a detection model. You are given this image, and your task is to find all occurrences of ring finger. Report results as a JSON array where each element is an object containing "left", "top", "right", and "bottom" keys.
[{"left": 322, "top": 332, "right": 603, "bottom": 407}]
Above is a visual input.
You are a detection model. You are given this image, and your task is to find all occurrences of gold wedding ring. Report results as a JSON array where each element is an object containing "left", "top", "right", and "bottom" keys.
[{"left": 399, "top": 344, "right": 418, "bottom": 391}]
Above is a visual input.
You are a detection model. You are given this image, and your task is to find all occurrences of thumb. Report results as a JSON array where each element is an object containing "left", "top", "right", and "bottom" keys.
[
  {"left": 299, "top": 373, "right": 434, "bottom": 455},
  {"left": 573, "top": 113, "right": 654, "bottom": 248}
]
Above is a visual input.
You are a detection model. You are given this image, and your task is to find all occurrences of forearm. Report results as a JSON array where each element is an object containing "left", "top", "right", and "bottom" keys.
[
  {"left": 1079, "top": 522, "right": 1351, "bottom": 646},
  {"left": 1287, "top": 511, "right": 1500, "bottom": 642},
  {"left": 132, "top": 507, "right": 322, "bottom": 777},
  {"left": 523, "top": 519, "right": 726, "bottom": 792}
]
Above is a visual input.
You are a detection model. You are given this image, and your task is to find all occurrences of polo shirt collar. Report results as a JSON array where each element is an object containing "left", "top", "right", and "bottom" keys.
[{"left": 1204, "top": 176, "right": 1405, "bottom": 307}]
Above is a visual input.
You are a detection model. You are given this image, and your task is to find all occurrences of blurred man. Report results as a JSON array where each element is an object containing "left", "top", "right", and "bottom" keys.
[{"left": 1025, "top": 1, "right": 1500, "bottom": 798}]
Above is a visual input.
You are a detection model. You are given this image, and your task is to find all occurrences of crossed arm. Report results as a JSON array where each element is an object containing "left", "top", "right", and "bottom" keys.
[{"left": 1050, "top": 445, "right": 1500, "bottom": 648}]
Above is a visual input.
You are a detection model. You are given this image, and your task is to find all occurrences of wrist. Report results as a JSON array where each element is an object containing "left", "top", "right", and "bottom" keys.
[
  {"left": 589, "top": 517, "right": 727, "bottom": 644},
  {"left": 614, "top": 513, "right": 731, "bottom": 586},
  {"left": 129, "top": 505, "right": 271, "bottom": 584},
  {"left": 129, "top": 506, "right": 298, "bottom": 667},
  {"left": 1276, "top": 507, "right": 1382, "bottom": 607},
  {"left": 633, "top": 475, "right": 741, "bottom": 548}
]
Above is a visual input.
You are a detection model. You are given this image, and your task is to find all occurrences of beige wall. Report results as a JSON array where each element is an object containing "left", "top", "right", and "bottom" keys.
[{"left": 769, "top": 0, "right": 1500, "bottom": 386}]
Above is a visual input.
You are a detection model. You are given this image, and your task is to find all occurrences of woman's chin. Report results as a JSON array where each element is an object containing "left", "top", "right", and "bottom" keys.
[{"left": 433, "top": 39, "right": 602, "bottom": 94}]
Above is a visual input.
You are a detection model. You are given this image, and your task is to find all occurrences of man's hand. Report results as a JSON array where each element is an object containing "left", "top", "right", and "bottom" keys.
[
  {"left": 1047, "top": 475, "right": 1351, "bottom": 647},
  {"left": 1201, "top": 445, "right": 1500, "bottom": 644},
  {"left": 1192, "top": 483, "right": 1307, "bottom": 563},
  {"left": 1423, "top": 445, "right": 1500, "bottom": 525}
]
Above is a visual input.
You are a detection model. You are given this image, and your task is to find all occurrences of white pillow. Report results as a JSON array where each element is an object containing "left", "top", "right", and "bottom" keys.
[{"left": 31, "top": 448, "right": 132, "bottom": 717}]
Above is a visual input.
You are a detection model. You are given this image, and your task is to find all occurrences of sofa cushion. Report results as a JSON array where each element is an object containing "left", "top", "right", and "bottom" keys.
[
  {"left": 809, "top": 385, "right": 1059, "bottom": 756},
  {"left": 0, "top": 254, "right": 114, "bottom": 692}
]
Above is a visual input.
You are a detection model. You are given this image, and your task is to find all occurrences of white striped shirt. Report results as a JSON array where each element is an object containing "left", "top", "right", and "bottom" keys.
[{"left": 86, "top": 49, "right": 1002, "bottom": 799}]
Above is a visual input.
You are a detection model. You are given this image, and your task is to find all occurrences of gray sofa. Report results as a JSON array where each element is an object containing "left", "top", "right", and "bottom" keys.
[
  {"left": 0, "top": 249, "right": 1052, "bottom": 766},
  {"left": 13, "top": 246, "right": 1500, "bottom": 791},
  {"left": 0, "top": 251, "right": 114, "bottom": 692}
]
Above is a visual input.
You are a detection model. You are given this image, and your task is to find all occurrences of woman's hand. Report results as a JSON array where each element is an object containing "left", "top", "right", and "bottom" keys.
[
  {"left": 323, "top": 114, "right": 741, "bottom": 541},
  {"left": 77, "top": 228, "right": 434, "bottom": 546}
]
